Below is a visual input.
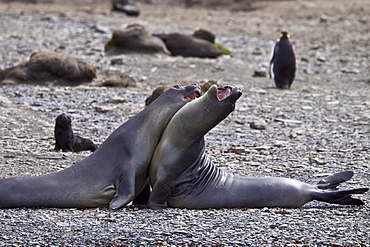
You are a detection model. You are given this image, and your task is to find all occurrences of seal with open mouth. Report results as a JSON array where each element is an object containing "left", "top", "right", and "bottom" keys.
[
  {"left": 0, "top": 84, "right": 201, "bottom": 209},
  {"left": 147, "top": 85, "right": 368, "bottom": 209}
]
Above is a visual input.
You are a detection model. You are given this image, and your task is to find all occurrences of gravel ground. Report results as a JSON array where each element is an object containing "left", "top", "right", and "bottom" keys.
[{"left": 0, "top": 0, "right": 369, "bottom": 246}]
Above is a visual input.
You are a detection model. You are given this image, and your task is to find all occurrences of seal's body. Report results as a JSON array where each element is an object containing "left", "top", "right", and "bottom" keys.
[
  {"left": 148, "top": 85, "right": 368, "bottom": 209},
  {"left": 0, "top": 85, "right": 200, "bottom": 209}
]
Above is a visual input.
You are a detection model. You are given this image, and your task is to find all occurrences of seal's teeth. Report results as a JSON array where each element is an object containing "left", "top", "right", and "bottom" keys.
[
  {"left": 184, "top": 91, "right": 200, "bottom": 100},
  {"left": 217, "top": 86, "right": 232, "bottom": 101}
]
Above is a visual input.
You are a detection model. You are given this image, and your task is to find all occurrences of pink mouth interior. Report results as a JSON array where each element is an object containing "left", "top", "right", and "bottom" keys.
[
  {"left": 184, "top": 91, "right": 199, "bottom": 99},
  {"left": 217, "top": 87, "right": 232, "bottom": 101}
]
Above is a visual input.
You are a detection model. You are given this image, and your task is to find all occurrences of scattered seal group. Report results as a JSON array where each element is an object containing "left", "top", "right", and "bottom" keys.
[
  {"left": 0, "top": 85, "right": 367, "bottom": 209},
  {"left": 0, "top": 6, "right": 366, "bottom": 210}
]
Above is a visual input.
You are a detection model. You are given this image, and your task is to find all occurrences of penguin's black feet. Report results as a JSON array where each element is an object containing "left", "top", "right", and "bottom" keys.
[{"left": 112, "top": 0, "right": 140, "bottom": 16}]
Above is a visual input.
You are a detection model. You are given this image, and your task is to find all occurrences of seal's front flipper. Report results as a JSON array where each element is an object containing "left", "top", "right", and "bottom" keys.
[
  {"left": 314, "top": 188, "right": 369, "bottom": 205},
  {"left": 317, "top": 171, "right": 354, "bottom": 190},
  {"left": 109, "top": 175, "right": 135, "bottom": 210},
  {"left": 109, "top": 194, "right": 133, "bottom": 210},
  {"left": 147, "top": 181, "right": 171, "bottom": 210}
]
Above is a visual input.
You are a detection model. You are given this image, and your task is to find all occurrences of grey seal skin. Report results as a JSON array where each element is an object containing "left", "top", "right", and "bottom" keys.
[
  {"left": 54, "top": 113, "right": 98, "bottom": 152},
  {"left": 147, "top": 85, "right": 368, "bottom": 209},
  {"left": 269, "top": 31, "right": 296, "bottom": 89},
  {"left": 0, "top": 84, "right": 201, "bottom": 209}
]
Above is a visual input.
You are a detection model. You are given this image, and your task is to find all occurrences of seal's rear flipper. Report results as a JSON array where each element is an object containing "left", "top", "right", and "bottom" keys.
[
  {"left": 314, "top": 188, "right": 369, "bottom": 205},
  {"left": 317, "top": 171, "right": 354, "bottom": 190}
]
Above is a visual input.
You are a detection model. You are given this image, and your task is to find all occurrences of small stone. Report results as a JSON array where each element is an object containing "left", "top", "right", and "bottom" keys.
[
  {"left": 235, "top": 119, "right": 246, "bottom": 125},
  {"left": 341, "top": 68, "right": 360, "bottom": 74},
  {"left": 95, "top": 106, "right": 117, "bottom": 113},
  {"left": 274, "top": 118, "right": 303, "bottom": 124},
  {"left": 252, "top": 48, "right": 263, "bottom": 55},
  {"left": 252, "top": 70, "right": 267, "bottom": 78},
  {"left": 110, "top": 58, "right": 124, "bottom": 65},
  {"left": 107, "top": 97, "right": 127, "bottom": 104},
  {"left": 308, "top": 157, "right": 327, "bottom": 165},
  {"left": 250, "top": 119, "right": 267, "bottom": 130},
  {"left": 319, "top": 14, "right": 329, "bottom": 23},
  {"left": 301, "top": 56, "right": 310, "bottom": 62},
  {"left": 254, "top": 145, "right": 272, "bottom": 151},
  {"left": 317, "top": 56, "right": 327, "bottom": 62},
  {"left": 0, "top": 96, "right": 12, "bottom": 107}
]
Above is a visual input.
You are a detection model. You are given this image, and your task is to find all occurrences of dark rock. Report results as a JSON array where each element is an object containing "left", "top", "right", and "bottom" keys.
[
  {"left": 112, "top": 0, "right": 140, "bottom": 16},
  {"left": 99, "top": 70, "right": 137, "bottom": 88}
]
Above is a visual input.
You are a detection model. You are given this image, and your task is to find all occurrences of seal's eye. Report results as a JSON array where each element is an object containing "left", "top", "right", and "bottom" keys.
[{"left": 173, "top": 85, "right": 182, "bottom": 89}]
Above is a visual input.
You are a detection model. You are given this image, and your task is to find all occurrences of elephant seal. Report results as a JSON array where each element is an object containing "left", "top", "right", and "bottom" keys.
[
  {"left": 0, "top": 84, "right": 201, "bottom": 209},
  {"left": 147, "top": 85, "right": 368, "bottom": 209},
  {"left": 54, "top": 113, "right": 98, "bottom": 152}
]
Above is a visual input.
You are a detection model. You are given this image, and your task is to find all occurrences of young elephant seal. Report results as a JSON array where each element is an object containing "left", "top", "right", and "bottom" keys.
[
  {"left": 0, "top": 85, "right": 201, "bottom": 209},
  {"left": 148, "top": 85, "right": 368, "bottom": 209},
  {"left": 54, "top": 113, "right": 98, "bottom": 152}
]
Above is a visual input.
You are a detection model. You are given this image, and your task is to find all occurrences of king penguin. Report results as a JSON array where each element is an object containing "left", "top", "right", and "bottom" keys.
[{"left": 269, "top": 31, "right": 296, "bottom": 89}]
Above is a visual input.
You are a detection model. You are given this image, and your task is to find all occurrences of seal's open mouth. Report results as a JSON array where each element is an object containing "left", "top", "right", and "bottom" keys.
[
  {"left": 217, "top": 86, "right": 232, "bottom": 101},
  {"left": 184, "top": 91, "right": 201, "bottom": 100}
]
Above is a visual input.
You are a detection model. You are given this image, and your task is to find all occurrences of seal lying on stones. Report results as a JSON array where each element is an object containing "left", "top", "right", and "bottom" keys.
[
  {"left": 0, "top": 84, "right": 201, "bottom": 209},
  {"left": 0, "top": 51, "right": 96, "bottom": 86},
  {"left": 154, "top": 32, "right": 223, "bottom": 58},
  {"left": 105, "top": 24, "right": 170, "bottom": 56},
  {"left": 147, "top": 85, "right": 368, "bottom": 209},
  {"left": 54, "top": 113, "right": 98, "bottom": 152}
]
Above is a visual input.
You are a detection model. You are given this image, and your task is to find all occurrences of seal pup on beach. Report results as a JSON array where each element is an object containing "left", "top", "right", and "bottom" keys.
[
  {"left": 147, "top": 85, "right": 368, "bottom": 209},
  {"left": 269, "top": 31, "right": 296, "bottom": 89},
  {"left": 54, "top": 113, "right": 98, "bottom": 152},
  {"left": 0, "top": 85, "right": 201, "bottom": 209}
]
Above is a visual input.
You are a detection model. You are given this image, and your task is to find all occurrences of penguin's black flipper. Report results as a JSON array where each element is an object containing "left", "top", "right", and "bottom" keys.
[
  {"left": 317, "top": 171, "right": 354, "bottom": 190},
  {"left": 313, "top": 188, "right": 368, "bottom": 205}
]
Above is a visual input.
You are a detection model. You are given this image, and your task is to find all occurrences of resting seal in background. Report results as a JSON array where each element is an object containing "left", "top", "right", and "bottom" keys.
[
  {"left": 0, "top": 51, "right": 96, "bottom": 86},
  {"left": 0, "top": 85, "right": 201, "bottom": 209},
  {"left": 54, "top": 113, "right": 98, "bottom": 152},
  {"left": 147, "top": 85, "right": 368, "bottom": 209}
]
